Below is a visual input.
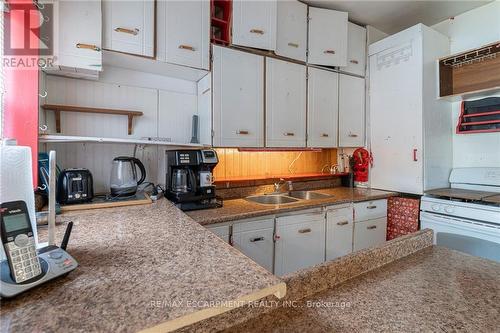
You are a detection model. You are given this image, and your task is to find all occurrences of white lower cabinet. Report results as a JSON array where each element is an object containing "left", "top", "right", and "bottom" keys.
[
  {"left": 274, "top": 210, "right": 326, "bottom": 276},
  {"left": 232, "top": 218, "right": 275, "bottom": 273},
  {"left": 326, "top": 206, "right": 353, "bottom": 260},
  {"left": 353, "top": 218, "right": 387, "bottom": 251},
  {"left": 206, "top": 225, "right": 230, "bottom": 244}
]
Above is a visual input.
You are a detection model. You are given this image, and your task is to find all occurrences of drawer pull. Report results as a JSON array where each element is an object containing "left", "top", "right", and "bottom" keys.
[
  {"left": 350, "top": 59, "right": 359, "bottom": 64},
  {"left": 367, "top": 225, "right": 377, "bottom": 230},
  {"left": 367, "top": 205, "right": 377, "bottom": 209},
  {"left": 283, "top": 132, "right": 295, "bottom": 136},
  {"left": 114, "top": 27, "right": 139, "bottom": 35},
  {"left": 76, "top": 43, "right": 101, "bottom": 52},
  {"left": 321, "top": 133, "right": 329, "bottom": 137},
  {"left": 250, "top": 236, "right": 265, "bottom": 242},
  {"left": 336, "top": 221, "right": 349, "bottom": 226},
  {"left": 179, "top": 44, "right": 196, "bottom": 51},
  {"left": 324, "top": 49, "right": 335, "bottom": 54},
  {"left": 236, "top": 130, "right": 249, "bottom": 135},
  {"left": 298, "top": 228, "right": 311, "bottom": 234},
  {"left": 288, "top": 42, "right": 299, "bottom": 48},
  {"left": 250, "top": 29, "right": 265, "bottom": 35},
  {"left": 348, "top": 133, "right": 358, "bottom": 138}
]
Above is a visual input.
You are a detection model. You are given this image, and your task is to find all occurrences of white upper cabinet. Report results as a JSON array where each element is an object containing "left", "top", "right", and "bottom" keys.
[
  {"left": 102, "top": 0, "right": 155, "bottom": 57},
  {"left": 212, "top": 46, "right": 264, "bottom": 147},
  {"left": 308, "top": 7, "right": 348, "bottom": 67},
  {"left": 46, "top": 0, "right": 102, "bottom": 78},
  {"left": 307, "top": 67, "right": 339, "bottom": 148},
  {"left": 232, "top": 0, "right": 277, "bottom": 51},
  {"left": 162, "top": 0, "right": 210, "bottom": 70},
  {"left": 344, "top": 22, "right": 367, "bottom": 76},
  {"left": 339, "top": 74, "right": 365, "bottom": 147},
  {"left": 266, "top": 58, "right": 307, "bottom": 147},
  {"left": 275, "top": 1, "right": 307, "bottom": 62}
]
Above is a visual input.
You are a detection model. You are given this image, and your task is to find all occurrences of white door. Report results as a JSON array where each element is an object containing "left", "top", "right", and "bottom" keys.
[
  {"left": 353, "top": 217, "right": 387, "bottom": 251},
  {"left": 307, "top": 67, "right": 339, "bottom": 148},
  {"left": 57, "top": 1, "right": 102, "bottom": 71},
  {"left": 233, "top": 218, "right": 275, "bottom": 273},
  {"left": 275, "top": 0, "right": 307, "bottom": 62},
  {"left": 232, "top": 0, "right": 277, "bottom": 51},
  {"left": 339, "top": 74, "right": 365, "bottom": 147},
  {"left": 275, "top": 211, "right": 326, "bottom": 276},
  {"left": 102, "top": 0, "right": 155, "bottom": 57},
  {"left": 344, "top": 23, "right": 366, "bottom": 76},
  {"left": 326, "top": 207, "right": 353, "bottom": 260},
  {"left": 308, "top": 7, "right": 348, "bottom": 67},
  {"left": 369, "top": 38, "right": 424, "bottom": 194},
  {"left": 212, "top": 46, "right": 264, "bottom": 147},
  {"left": 165, "top": 0, "right": 210, "bottom": 70},
  {"left": 266, "top": 58, "right": 307, "bottom": 147},
  {"left": 206, "top": 225, "right": 230, "bottom": 243},
  {"left": 197, "top": 74, "right": 212, "bottom": 146}
]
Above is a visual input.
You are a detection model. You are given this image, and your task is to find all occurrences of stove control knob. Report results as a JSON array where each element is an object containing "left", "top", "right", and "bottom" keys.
[
  {"left": 444, "top": 206, "right": 454, "bottom": 214},
  {"left": 431, "top": 204, "right": 440, "bottom": 211}
]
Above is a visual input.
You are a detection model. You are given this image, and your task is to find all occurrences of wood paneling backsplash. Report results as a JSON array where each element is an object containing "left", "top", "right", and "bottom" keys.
[{"left": 213, "top": 148, "right": 338, "bottom": 181}]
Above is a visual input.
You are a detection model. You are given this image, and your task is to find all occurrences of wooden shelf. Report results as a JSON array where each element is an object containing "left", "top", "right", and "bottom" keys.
[
  {"left": 41, "top": 104, "right": 143, "bottom": 135},
  {"left": 38, "top": 134, "right": 206, "bottom": 148}
]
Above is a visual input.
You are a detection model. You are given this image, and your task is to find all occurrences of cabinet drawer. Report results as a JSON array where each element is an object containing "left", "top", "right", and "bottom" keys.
[
  {"left": 354, "top": 199, "right": 387, "bottom": 221},
  {"left": 276, "top": 209, "right": 325, "bottom": 227},
  {"left": 353, "top": 217, "right": 387, "bottom": 251},
  {"left": 233, "top": 217, "right": 274, "bottom": 233},
  {"left": 206, "top": 225, "right": 230, "bottom": 243}
]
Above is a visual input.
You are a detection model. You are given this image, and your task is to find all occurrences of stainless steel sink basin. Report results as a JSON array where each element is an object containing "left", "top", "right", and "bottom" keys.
[
  {"left": 288, "top": 191, "right": 333, "bottom": 200},
  {"left": 245, "top": 195, "right": 300, "bottom": 205}
]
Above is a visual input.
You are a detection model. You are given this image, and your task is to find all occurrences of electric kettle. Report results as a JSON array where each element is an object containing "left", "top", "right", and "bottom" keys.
[{"left": 110, "top": 157, "right": 146, "bottom": 197}]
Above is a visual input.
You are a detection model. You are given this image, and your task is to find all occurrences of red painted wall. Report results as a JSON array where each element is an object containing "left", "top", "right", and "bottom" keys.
[{"left": 3, "top": 1, "right": 39, "bottom": 187}]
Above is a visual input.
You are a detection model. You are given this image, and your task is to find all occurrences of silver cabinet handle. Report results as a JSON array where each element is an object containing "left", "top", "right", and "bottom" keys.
[
  {"left": 367, "top": 205, "right": 377, "bottom": 209},
  {"left": 298, "top": 228, "right": 312, "bottom": 234},
  {"left": 283, "top": 132, "right": 295, "bottom": 136},
  {"left": 288, "top": 42, "right": 299, "bottom": 48},
  {"left": 367, "top": 225, "right": 377, "bottom": 230},
  {"left": 250, "top": 236, "right": 265, "bottom": 242},
  {"left": 179, "top": 44, "right": 195, "bottom": 51},
  {"left": 321, "top": 133, "right": 329, "bottom": 137},
  {"left": 348, "top": 133, "right": 358, "bottom": 137},
  {"left": 76, "top": 43, "right": 101, "bottom": 51},
  {"left": 250, "top": 29, "right": 264, "bottom": 35},
  {"left": 324, "top": 50, "right": 335, "bottom": 54},
  {"left": 236, "top": 130, "right": 249, "bottom": 135},
  {"left": 114, "top": 27, "right": 139, "bottom": 35},
  {"left": 350, "top": 59, "right": 359, "bottom": 64},
  {"left": 336, "top": 221, "right": 349, "bottom": 226}
]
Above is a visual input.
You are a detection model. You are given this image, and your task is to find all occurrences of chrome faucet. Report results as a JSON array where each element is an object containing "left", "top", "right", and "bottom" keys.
[{"left": 272, "top": 178, "right": 293, "bottom": 194}]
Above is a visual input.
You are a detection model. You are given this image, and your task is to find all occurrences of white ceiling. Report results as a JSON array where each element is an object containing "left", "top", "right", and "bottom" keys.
[{"left": 303, "top": 0, "right": 492, "bottom": 34}]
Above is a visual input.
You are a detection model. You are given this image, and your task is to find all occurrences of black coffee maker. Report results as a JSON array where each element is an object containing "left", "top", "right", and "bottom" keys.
[{"left": 165, "top": 149, "right": 222, "bottom": 211}]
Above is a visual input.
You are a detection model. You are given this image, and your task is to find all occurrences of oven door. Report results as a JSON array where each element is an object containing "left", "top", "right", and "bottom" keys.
[{"left": 420, "top": 211, "right": 500, "bottom": 262}]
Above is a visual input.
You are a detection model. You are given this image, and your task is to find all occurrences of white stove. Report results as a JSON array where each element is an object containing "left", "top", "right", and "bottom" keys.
[{"left": 420, "top": 168, "right": 500, "bottom": 262}]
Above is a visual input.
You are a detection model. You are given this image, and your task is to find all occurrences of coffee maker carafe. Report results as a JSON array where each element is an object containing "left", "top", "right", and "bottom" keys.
[{"left": 165, "top": 149, "right": 221, "bottom": 211}]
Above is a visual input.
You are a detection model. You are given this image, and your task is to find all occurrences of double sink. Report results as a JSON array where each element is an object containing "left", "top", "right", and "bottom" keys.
[{"left": 246, "top": 190, "right": 332, "bottom": 205}]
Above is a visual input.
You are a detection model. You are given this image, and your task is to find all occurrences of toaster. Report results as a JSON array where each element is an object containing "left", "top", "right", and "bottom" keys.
[{"left": 57, "top": 168, "right": 94, "bottom": 204}]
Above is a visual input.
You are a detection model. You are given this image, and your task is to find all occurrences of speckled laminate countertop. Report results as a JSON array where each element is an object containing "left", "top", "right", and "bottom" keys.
[
  {"left": 187, "top": 187, "right": 397, "bottom": 225},
  {"left": 0, "top": 200, "right": 285, "bottom": 333},
  {"left": 223, "top": 246, "right": 500, "bottom": 333}
]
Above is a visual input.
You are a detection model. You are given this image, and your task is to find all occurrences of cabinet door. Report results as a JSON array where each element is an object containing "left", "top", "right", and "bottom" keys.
[
  {"left": 57, "top": 1, "right": 102, "bottom": 71},
  {"left": 275, "top": 211, "right": 326, "bottom": 276},
  {"left": 339, "top": 74, "right": 365, "bottom": 147},
  {"left": 266, "top": 58, "right": 307, "bottom": 147},
  {"left": 213, "top": 46, "right": 264, "bottom": 147},
  {"left": 353, "top": 217, "right": 387, "bottom": 252},
  {"left": 307, "top": 67, "right": 339, "bottom": 148},
  {"left": 326, "top": 207, "right": 353, "bottom": 260},
  {"left": 275, "top": 0, "right": 307, "bottom": 62},
  {"left": 232, "top": 0, "right": 277, "bottom": 51},
  {"left": 102, "top": 0, "right": 155, "bottom": 57},
  {"left": 164, "top": 0, "right": 210, "bottom": 70},
  {"left": 206, "top": 225, "right": 230, "bottom": 243},
  {"left": 308, "top": 7, "right": 348, "bottom": 67},
  {"left": 344, "top": 23, "right": 366, "bottom": 76},
  {"left": 233, "top": 218, "right": 275, "bottom": 273}
]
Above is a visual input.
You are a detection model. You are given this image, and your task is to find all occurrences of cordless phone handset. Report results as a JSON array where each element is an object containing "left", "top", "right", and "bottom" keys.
[{"left": 1, "top": 201, "right": 42, "bottom": 283}]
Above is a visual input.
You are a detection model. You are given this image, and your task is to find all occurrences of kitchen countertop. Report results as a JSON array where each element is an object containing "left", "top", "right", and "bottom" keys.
[
  {"left": 187, "top": 187, "right": 397, "bottom": 225},
  {"left": 0, "top": 200, "right": 285, "bottom": 333},
  {"left": 223, "top": 246, "right": 500, "bottom": 332}
]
